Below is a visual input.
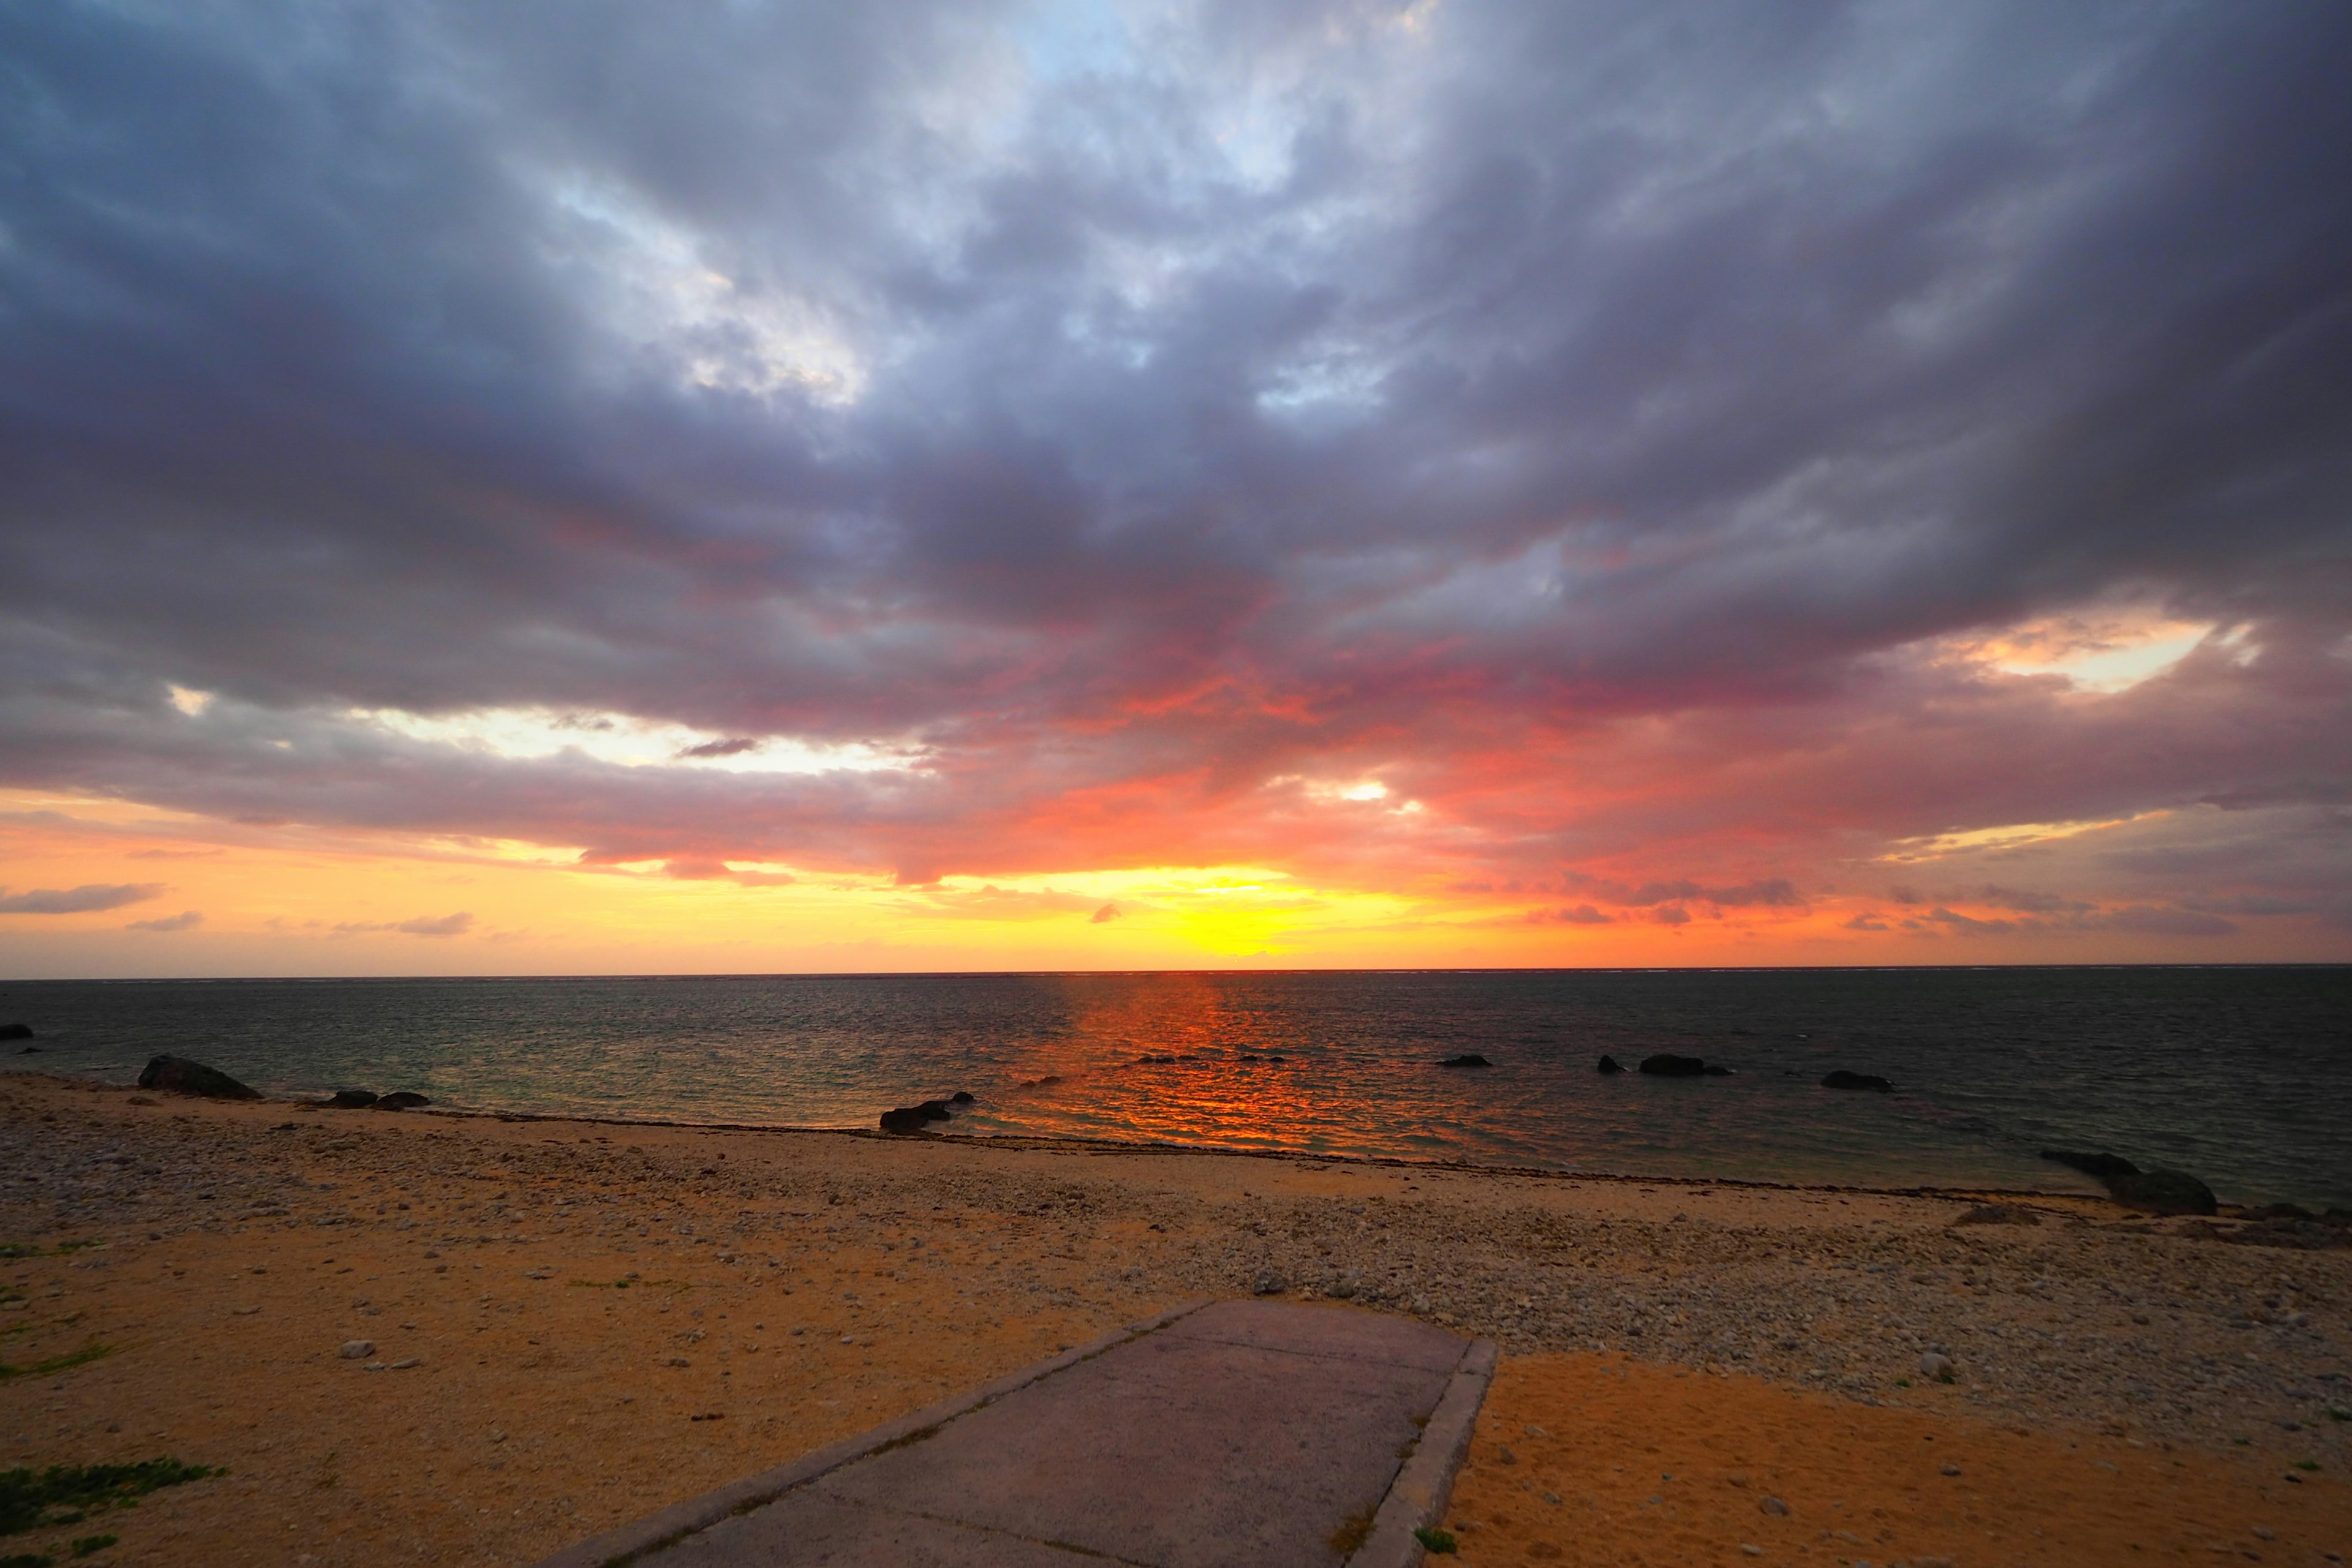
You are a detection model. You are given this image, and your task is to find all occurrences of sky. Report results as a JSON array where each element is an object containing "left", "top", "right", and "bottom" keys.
[{"left": 2, "top": 0, "right": 2350, "bottom": 977}]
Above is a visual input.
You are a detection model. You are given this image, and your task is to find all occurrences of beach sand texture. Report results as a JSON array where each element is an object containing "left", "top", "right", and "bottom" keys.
[{"left": 2, "top": 1072, "right": 2345, "bottom": 1567}]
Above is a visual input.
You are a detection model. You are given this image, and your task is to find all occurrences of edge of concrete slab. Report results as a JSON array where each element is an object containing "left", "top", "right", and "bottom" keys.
[
  {"left": 531, "top": 1298, "right": 1212, "bottom": 1568},
  {"left": 1346, "top": 1336, "right": 1498, "bottom": 1568}
]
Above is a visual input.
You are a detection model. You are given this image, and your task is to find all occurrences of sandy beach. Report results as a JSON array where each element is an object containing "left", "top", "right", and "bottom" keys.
[{"left": 2, "top": 1071, "right": 2345, "bottom": 1567}]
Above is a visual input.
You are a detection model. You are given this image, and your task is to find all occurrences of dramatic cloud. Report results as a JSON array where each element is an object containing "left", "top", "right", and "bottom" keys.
[
  {"left": 0, "top": 884, "right": 165, "bottom": 914},
  {"left": 1, "top": 0, "right": 2347, "bottom": 967}
]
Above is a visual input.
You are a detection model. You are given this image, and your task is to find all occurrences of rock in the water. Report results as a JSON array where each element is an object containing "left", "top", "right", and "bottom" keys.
[
  {"left": 137, "top": 1054, "right": 262, "bottom": 1100},
  {"left": 1639, "top": 1054, "right": 1708, "bottom": 1077},
  {"left": 950, "top": 1090, "right": 974, "bottom": 1104},
  {"left": 1951, "top": 1203, "right": 2040, "bottom": 1227},
  {"left": 1918, "top": 1351, "right": 1956, "bottom": 1382},
  {"left": 1596, "top": 1055, "right": 1625, "bottom": 1074},
  {"left": 340, "top": 1340, "right": 374, "bottom": 1360},
  {"left": 2041, "top": 1148, "right": 2141, "bottom": 1181},
  {"left": 326, "top": 1089, "right": 378, "bottom": 1109},
  {"left": 0, "top": 1023, "right": 32, "bottom": 1041},
  {"left": 1439, "top": 1054, "right": 1491, "bottom": 1068},
  {"left": 914, "top": 1099, "right": 954, "bottom": 1121},
  {"left": 2109, "top": 1168, "right": 2218, "bottom": 1216},
  {"left": 1821, "top": 1069, "right": 1894, "bottom": 1092},
  {"left": 375, "top": 1091, "right": 431, "bottom": 1110},
  {"left": 878, "top": 1106, "right": 932, "bottom": 1134}
]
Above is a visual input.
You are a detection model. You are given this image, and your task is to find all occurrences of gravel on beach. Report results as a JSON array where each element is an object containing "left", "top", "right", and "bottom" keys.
[{"left": 2, "top": 1072, "right": 2345, "bottom": 1566}]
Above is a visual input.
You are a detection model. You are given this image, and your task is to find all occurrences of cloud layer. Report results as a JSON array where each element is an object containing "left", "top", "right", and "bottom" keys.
[{"left": 2, "top": 0, "right": 2348, "bottom": 960}]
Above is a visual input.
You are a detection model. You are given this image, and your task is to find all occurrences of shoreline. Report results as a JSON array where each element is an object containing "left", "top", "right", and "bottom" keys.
[
  {"left": 10, "top": 1063, "right": 2139, "bottom": 1206},
  {"left": 4, "top": 1070, "right": 2345, "bottom": 1566}
]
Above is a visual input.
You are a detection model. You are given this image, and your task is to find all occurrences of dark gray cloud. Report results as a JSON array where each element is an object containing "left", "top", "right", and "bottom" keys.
[
  {"left": 1, "top": 1, "right": 2348, "bottom": 928},
  {"left": 0, "top": 883, "right": 165, "bottom": 914}
]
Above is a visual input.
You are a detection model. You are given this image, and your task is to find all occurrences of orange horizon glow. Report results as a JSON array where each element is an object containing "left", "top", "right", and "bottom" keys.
[{"left": 5, "top": 769, "right": 2340, "bottom": 978}]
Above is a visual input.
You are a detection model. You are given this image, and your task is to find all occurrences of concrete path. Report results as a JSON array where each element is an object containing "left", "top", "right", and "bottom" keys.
[{"left": 535, "top": 1298, "right": 1496, "bottom": 1568}]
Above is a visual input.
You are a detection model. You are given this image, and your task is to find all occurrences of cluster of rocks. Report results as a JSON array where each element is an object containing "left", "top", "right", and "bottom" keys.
[
  {"left": 132, "top": 1054, "right": 431, "bottom": 1111},
  {"left": 2042, "top": 1148, "right": 2221, "bottom": 1217},
  {"left": 1635, "top": 1054, "right": 1732, "bottom": 1077},
  {"left": 1599, "top": 1055, "right": 1892, "bottom": 1090},
  {"left": 323, "top": 1088, "right": 434, "bottom": 1111},
  {"left": 878, "top": 1090, "right": 974, "bottom": 1134},
  {"left": 137, "top": 1054, "right": 262, "bottom": 1099}
]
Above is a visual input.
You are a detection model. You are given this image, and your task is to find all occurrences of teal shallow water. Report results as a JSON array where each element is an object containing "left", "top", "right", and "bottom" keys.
[{"left": 3, "top": 967, "right": 2346, "bottom": 1208}]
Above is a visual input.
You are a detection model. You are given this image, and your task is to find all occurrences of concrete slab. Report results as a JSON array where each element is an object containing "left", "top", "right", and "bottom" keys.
[{"left": 533, "top": 1299, "right": 1493, "bottom": 1568}]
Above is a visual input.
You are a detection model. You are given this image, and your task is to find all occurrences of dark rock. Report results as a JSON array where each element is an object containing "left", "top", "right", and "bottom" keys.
[
  {"left": 1439, "top": 1054, "right": 1491, "bottom": 1068},
  {"left": 136, "top": 1054, "right": 261, "bottom": 1100},
  {"left": 2109, "top": 1169, "right": 2218, "bottom": 1216},
  {"left": 375, "top": 1091, "right": 431, "bottom": 1110},
  {"left": 1951, "top": 1203, "right": 2041, "bottom": 1227},
  {"left": 325, "top": 1089, "right": 379, "bottom": 1109},
  {"left": 2241, "top": 1203, "right": 2314, "bottom": 1221},
  {"left": 1596, "top": 1055, "right": 1625, "bottom": 1074},
  {"left": 0, "top": 1023, "right": 32, "bottom": 1041},
  {"left": 1821, "top": 1070, "right": 1894, "bottom": 1092},
  {"left": 2041, "top": 1149, "right": 2141, "bottom": 1181},
  {"left": 950, "top": 1090, "right": 974, "bottom": 1104},
  {"left": 878, "top": 1106, "right": 932, "bottom": 1134},
  {"left": 914, "top": 1099, "right": 954, "bottom": 1121},
  {"left": 1638, "top": 1054, "right": 1708, "bottom": 1077}
]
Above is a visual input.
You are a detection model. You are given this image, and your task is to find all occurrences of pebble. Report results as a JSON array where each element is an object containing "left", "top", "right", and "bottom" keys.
[
  {"left": 390, "top": 1357, "right": 421, "bottom": 1370},
  {"left": 1918, "top": 1351, "right": 1956, "bottom": 1381},
  {"left": 339, "top": 1340, "right": 374, "bottom": 1360},
  {"left": 1939, "top": 1463, "right": 1961, "bottom": 1476},
  {"left": 1759, "top": 1496, "right": 1790, "bottom": 1517},
  {"left": 1742, "top": 1548, "right": 1763, "bottom": 1559}
]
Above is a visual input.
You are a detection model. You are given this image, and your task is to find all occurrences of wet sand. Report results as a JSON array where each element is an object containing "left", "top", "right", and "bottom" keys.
[{"left": 2, "top": 1072, "right": 2345, "bottom": 1567}]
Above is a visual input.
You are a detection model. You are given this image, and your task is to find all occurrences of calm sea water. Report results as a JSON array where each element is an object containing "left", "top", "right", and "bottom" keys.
[{"left": 3, "top": 968, "right": 2346, "bottom": 1208}]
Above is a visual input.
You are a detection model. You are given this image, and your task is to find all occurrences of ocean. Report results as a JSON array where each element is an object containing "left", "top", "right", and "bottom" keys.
[{"left": 4, "top": 967, "right": 2347, "bottom": 1209}]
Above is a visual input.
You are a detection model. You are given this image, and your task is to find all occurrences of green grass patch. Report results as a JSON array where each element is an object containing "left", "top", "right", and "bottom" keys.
[
  {"left": 1414, "top": 1525, "right": 1458, "bottom": 1554},
  {"left": 0, "top": 1346, "right": 116, "bottom": 1383},
  {"left": 2, "top": 1550, "right": 56, "bottom": 1568},
  {"left": 0, "top": 1458, "right": 218, "bottom": 1538},
  {"left": 2292, "top": 1459, "right": 2320, "bottom": 1471}
]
